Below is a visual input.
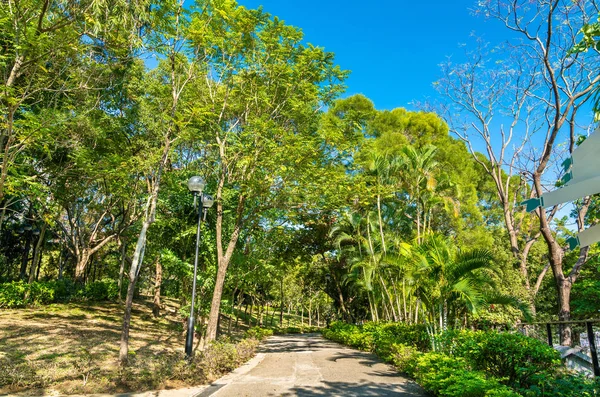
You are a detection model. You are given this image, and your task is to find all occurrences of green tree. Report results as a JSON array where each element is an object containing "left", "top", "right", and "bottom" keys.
[{"left": 186, "top": 0, "right": 347, "bottom": 342}]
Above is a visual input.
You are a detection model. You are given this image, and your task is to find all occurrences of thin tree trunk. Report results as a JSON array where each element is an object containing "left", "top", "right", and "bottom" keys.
[
  {"left": 118, "top": 239, "right": 127, "bottom": 300},
  {"left": 248, "top": 300, "right": 254, "bottom": 326},
  {"left": 368, "top": 291, "right": 376, "bottom": 322},
  {"left": 153, "top": 256, "right": 162, "bottom": 318},
  {"left": 402, "top": 279, "right": 408, "bottom": 324},
  {"left": 414, "top": 299, "right": 420, "bottom": 324},
  {"left": 35, "top": 249, "right": 43, "bottom": 281},
  {"left": 119, "top": 220, "right": 149, "bottom": 365},
  {"left": 280, "top": 277, "right": 284, "bottom": 327},
  {"left": 317, "top": 306, "right": 320, "bottom": 327},
  {"left": 28, "top": 223, "right": 46, "bottom": 284},
  {"left": 58, "top": 248, "right": 64, "bottom": 280},
  {"left": 378, "top": 274, "right": 398, "bottom": 321},
  {"left": 20, "top": 231, "right": 32, "bottom": 280}
]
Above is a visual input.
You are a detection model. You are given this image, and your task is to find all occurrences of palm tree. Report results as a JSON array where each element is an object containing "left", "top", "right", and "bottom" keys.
[{"left": 412, "top": 234, "right": 497, "bottom": 337}]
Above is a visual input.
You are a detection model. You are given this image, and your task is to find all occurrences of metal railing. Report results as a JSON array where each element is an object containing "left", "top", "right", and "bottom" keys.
[{"left": 518, "top": 319, "right": 600, "bottom": 377}]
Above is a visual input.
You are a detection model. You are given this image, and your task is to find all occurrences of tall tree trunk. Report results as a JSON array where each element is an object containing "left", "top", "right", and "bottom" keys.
[
  {"left": 317, "top": 306, "right": 320, "bottom": 327},
  {"left": 28, "top": 223, "right": 46, "bottom": 284},
  {"left": 205, "top": 192, "right": 245, "bottom": 342},
  {"left": 118, "top": 239, "right": 127, "bottom": 300},
  {"left": 35, "top": 249, "right": 43, "bottom": 281},
  {"left": 19, "top": 231, "right": 32, "bottom": 280},
  {"left": 153, "top": 256, "right": 162, "bottom": 318},
  {"left": 248, "top": 300, "right": 254, "bottom": 326},
  {"left": 368, "top": 291, "right": 376, "bottom": 322},
  {"left": 58, "top": 248, "right": 64, "bottom": 280},
  {"left": 402, "top": 279, "right": 408, "bottom": 324},
  {"left": 119, "top": 220, "right": 149, "bottom": 365},
  {"left": 378, "top": 274, "right": 398, "bottom": 321},
  {"left": 279, "top": 277, "right": 284, "bottom": 327}
]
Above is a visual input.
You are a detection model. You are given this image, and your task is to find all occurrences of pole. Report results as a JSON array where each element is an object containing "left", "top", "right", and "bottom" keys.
[
  {"left": 546, "top": 323, "right": 553, "bottom": 346},
  {"left": 586, "top": 322, "right": 600, "bottom": 377},
  {"left": 185, "top": 195, "right": 204, "bottom": 358}
]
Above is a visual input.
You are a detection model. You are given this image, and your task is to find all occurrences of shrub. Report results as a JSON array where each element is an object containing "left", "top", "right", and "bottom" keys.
[
  {"left": 413, "top": 353, "right": 519, "bottom": 397},
  {"left": 0, "top": 281, "right": 28, "bottom": 308},
  {"left": 235, "top": 338, "right": 260, "bottom": 362},
  {"left": 370, "top": 322, "right": 430, "bottom": 359},
  {"left": 460, "top": 331, "right": 560, "bottom": 389},
  {"left": 246, "top": 327, "right": 274, "bottom": 340},
  {"left": 201, "top": 340, "right": 239, "bottom": 377},
  {"left": 81, "top": 279, "right": 119, "bottom": 301},
  {"left": 200, "top": 337, "right": 260, "bottom": 380},
  {"left": 389, "top": 343, "right": 421, "bottom": 375},
  {"left": 0, "top": 278, "right": 119, "bottom": 308},
  {"left": 28, "top": 282, "right": 55, "bottom": 305},
  {"left": 520, "top": 372, "right": 600, "bottom": 397}
]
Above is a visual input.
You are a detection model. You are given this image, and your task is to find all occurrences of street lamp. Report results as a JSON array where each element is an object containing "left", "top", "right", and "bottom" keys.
[{"left": 185, "top": 176, "right": 215, "bottom": 358}]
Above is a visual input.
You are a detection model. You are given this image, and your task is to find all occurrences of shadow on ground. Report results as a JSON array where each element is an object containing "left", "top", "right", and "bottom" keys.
[{"left": 284, "top": 380, "right": 423, "bottom": 396}]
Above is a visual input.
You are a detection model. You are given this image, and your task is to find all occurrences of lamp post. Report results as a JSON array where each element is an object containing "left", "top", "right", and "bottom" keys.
[{"left": 185, "top": 176, "right": 214, "bottom": 358}]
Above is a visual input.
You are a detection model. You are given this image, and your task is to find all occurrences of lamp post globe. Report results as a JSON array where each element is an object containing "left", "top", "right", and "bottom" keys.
[
  {"left": 187, "top": 176, "right": 205, "bottom": 194},
  {"left": 201, "top": 194, "right": 215, "bottom": 209}
]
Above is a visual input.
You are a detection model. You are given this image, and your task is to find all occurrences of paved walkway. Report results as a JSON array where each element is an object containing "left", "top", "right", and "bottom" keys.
[{"left": 197, "top": 333, "right": 424, "bottom": 397}]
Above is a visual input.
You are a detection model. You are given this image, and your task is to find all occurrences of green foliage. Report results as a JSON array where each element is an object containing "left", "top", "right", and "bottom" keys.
[
  {"left": 0, "top": 281, "right": 28, "bottom": 308},
  {"left": 0, "top": 279, "right": 120, "bottom": 308},
  {"left": 0, "top": 280, "right": 53, "bottom": 307},
  {"left": 520, "top": 373, "right": 600, "bottom": 397},
  {"left": 389, "top": 343, "right": 421, "bottom": 374},
  {"left": 323, "top": 321, "right": 430, "bottom": 356},
  {"left": 456, "top": 331, "right": 560, "bottom": 389},
  {"left": 245, "top": 327, "right": 274, "bottom": 340},
  {"left": 200, "top": 337, "right": 260, "bottom": 379},
  {"left": 78, "top": 279, "right": 120, "bottom": 302},
  {"left": 324, "top": 322, "right": 584, "bottom": 397},
  {"left": 413, "top": 353, "right": 518, "bottom": 397}
]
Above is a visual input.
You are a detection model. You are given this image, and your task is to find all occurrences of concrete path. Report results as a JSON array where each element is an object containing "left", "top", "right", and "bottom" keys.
[{"left": 197, "top": 333, "right": 424, "bottom": 397}]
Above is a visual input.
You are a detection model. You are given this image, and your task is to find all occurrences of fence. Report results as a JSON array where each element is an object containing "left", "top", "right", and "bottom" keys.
[{"left": 518, "top": 319, "right": 599, "bottom": 377}]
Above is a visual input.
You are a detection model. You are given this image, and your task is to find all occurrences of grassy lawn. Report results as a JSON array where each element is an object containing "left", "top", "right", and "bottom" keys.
[{"left": 0, "top": 300, "right": 201, "bottom": 396}]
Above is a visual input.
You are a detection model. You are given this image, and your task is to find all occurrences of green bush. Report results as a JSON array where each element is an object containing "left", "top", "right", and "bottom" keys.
[
  {"left": 369, "top": 322, "right": 430, "bottom": 359},
  {"left": 201, "top": 337, "right": 260, "bottom": 379},
  {"left": 28, "top": 282, "right": 55, "bottom": 305},
  {"left": 0, "top": 278, "right": 119, "bottom": 308},
  {"left": 520, "top": 372, "right": 600, "bottom": 397},
  {"left": 459, "top": 331, "right": 560, "bottom": 389},
  {"left": 0, "top": 281, "right": 28, "bottom": 308},
  {"left": 246, "top": 327, "right": 274, "bottom": 340},
  {"left": 413, "top": 353, "right": 520, "bottom": 397},
  {"left": 80, "top": 279, "right": 119, "bottom": 301},
  {"left": 0, "top": 280, "right": 56, "bottom": 308},
  {"left": 323, "top": 321, "right": 430, "bottom": 357},
  {"left": 389, "top": 343, "right": 421, "bottom": 374}
]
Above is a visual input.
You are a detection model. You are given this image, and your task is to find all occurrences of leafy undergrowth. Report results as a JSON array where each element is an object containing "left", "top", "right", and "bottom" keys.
[
  {"left": 0, "top": 301, "right": 268, "bottom": 396},
  {"left": 323, "top": 322, "right": 600, "bottom": 397}
]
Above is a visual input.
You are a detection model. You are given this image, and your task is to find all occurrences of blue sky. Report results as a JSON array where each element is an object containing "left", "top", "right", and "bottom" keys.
[{"left": 235, "top": 0, "right": 514, "bottom": 111}]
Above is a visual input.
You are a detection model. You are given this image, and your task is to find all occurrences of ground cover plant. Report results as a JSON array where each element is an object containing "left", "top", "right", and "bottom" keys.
[
  {"left": 0, "top": 301, "right": 271, "bottom": 396},
  {"left": 323, "top": 322, "right": 600, "bottom": 397}
]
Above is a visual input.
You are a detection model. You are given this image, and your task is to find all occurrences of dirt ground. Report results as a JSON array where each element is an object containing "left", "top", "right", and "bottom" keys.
[{"left": 0, "top": 300, "right": 201, "bottom": 396}]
